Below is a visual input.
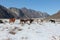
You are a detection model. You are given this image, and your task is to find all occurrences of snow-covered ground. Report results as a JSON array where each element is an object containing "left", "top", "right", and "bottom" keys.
[{"left": 0, "top": 20, "right": 60, "bottom": 40}]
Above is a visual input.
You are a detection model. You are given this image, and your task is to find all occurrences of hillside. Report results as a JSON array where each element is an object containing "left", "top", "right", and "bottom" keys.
[
  {"left": 0, "top": 5, "right": 50, "bottom": 19},
  {"left": 44, "top": 11, "right": 60, "bottom": 21},
  {"left": 0, "top": 5, "right": 14, "bottom": 19}
]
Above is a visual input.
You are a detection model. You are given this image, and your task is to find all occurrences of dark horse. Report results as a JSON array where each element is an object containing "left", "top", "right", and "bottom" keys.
[
  {"left": 49, "top": 19, "right": 55, "bottom": 23},
  {"left": 20, "top": 19, "right": 27, "bottom": 24},
  {"left": 0, "top": 20, "right": 3, "bottom": 23},
  {"left": 20, "top": 19, "right": 34, "bottom": 24}
]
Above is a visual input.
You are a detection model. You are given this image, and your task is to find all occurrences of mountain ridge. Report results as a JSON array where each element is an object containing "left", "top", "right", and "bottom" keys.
[{"left": 0, "top": 5, "right": 50, "bottom": 19}]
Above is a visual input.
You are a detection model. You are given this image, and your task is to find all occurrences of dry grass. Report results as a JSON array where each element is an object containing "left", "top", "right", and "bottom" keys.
[
  {"left": 9, "top": 31, "right": 16, "bottom": 35},
  {"left": 51, "top": 35, "right": 60, "bottom": 40}
]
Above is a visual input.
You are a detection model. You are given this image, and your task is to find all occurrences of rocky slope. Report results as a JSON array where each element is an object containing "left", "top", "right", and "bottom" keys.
[
  {"left": 0, "top": 5, "right": 49, "bottom": 19},
  {"left": 0, "top": 5, "right": 14, "bottom": 19},
  {"left": 9, "top": 7, "right": 49, "bottom": 18},
  {"left": 45, "top": 11, "right": 60, "bottom": 20}
]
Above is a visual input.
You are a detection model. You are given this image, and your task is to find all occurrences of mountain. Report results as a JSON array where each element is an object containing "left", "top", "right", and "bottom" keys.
[
  {"left": 21, "top": 7, "right": 49, "bottom": 18},
  {"left": 0, "top": 5, "right": 50, "bottom": 19},
  {"left": 45, "top": 11, "right": 60, "bottom": 20},
  {"left": 21, "top": 7, "right": 50, "bottom": 18},
  {"left": 9, "top": 7, "right": 49, "bottom": 18},
  {"left": 0, "top": 5, "right": 14, "bottom": 19},
  {"left": 9, "top": 7, "right": 27, "bottom": 19}
]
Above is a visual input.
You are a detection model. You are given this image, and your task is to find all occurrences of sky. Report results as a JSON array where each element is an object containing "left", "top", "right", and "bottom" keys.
[{"left": 0, "top": 0, "right": 60, "bottom": 15}]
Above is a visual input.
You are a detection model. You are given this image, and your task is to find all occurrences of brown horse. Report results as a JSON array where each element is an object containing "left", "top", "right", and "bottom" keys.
[{"left": 9, "top": 18, "right": 15, "bottom": 23}]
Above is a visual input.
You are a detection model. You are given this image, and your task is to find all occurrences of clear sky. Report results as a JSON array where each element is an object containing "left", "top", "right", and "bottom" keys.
[{"left": 0, "top": 0, "right": 60, "bottom": 15}]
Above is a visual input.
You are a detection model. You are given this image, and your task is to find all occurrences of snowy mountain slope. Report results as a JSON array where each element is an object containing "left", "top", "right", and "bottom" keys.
[{"left": 0, "top": 21, "right": 60, "bottom": 40}]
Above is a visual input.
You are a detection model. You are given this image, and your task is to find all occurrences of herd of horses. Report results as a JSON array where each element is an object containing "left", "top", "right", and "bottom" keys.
[
  {"left": 9, "top": 18, "right": 34, "bottom": 24},
  {"left": 0, "top": 18, "right": 56, "bottom": 24},
  {"left": 9, "top": 18, "right": 56, "bottom": 23}
]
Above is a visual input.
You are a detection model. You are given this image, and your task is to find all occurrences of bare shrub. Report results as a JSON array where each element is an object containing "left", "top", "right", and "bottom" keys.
[
  {"left": 52, "top": 36, "right": 56, "bottom": 40},
  {"left": 9, "top": 31, "right": 16, "bottom": 35},
  {"left": 18, "top": 29, "right": 22, "bottom": 31},
  {"left": 21, "top": 36, "right": 28, "bottom": 40},
  {"left": 51, "top": 35, "right": 60, "bottom": 40}
]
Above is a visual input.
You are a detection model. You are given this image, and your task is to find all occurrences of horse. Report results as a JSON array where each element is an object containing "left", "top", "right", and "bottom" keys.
[
  {"left": 0, "top": 20, "right": 3, "bottom": 23},
  {"left": 28, "top": 19, "right": 34, "bottom": 23},
  {"left": 20, "top": 19, "right": 34, "bottom": 25},
  {"left": 49, "top": 19, "right": 55, "bottom": 23},
  {"left": 20, "top": 19, "right": 27, "bottom": 24},
  {"left": 9, "top": 18, "right": 15, "bottom": 23}
]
